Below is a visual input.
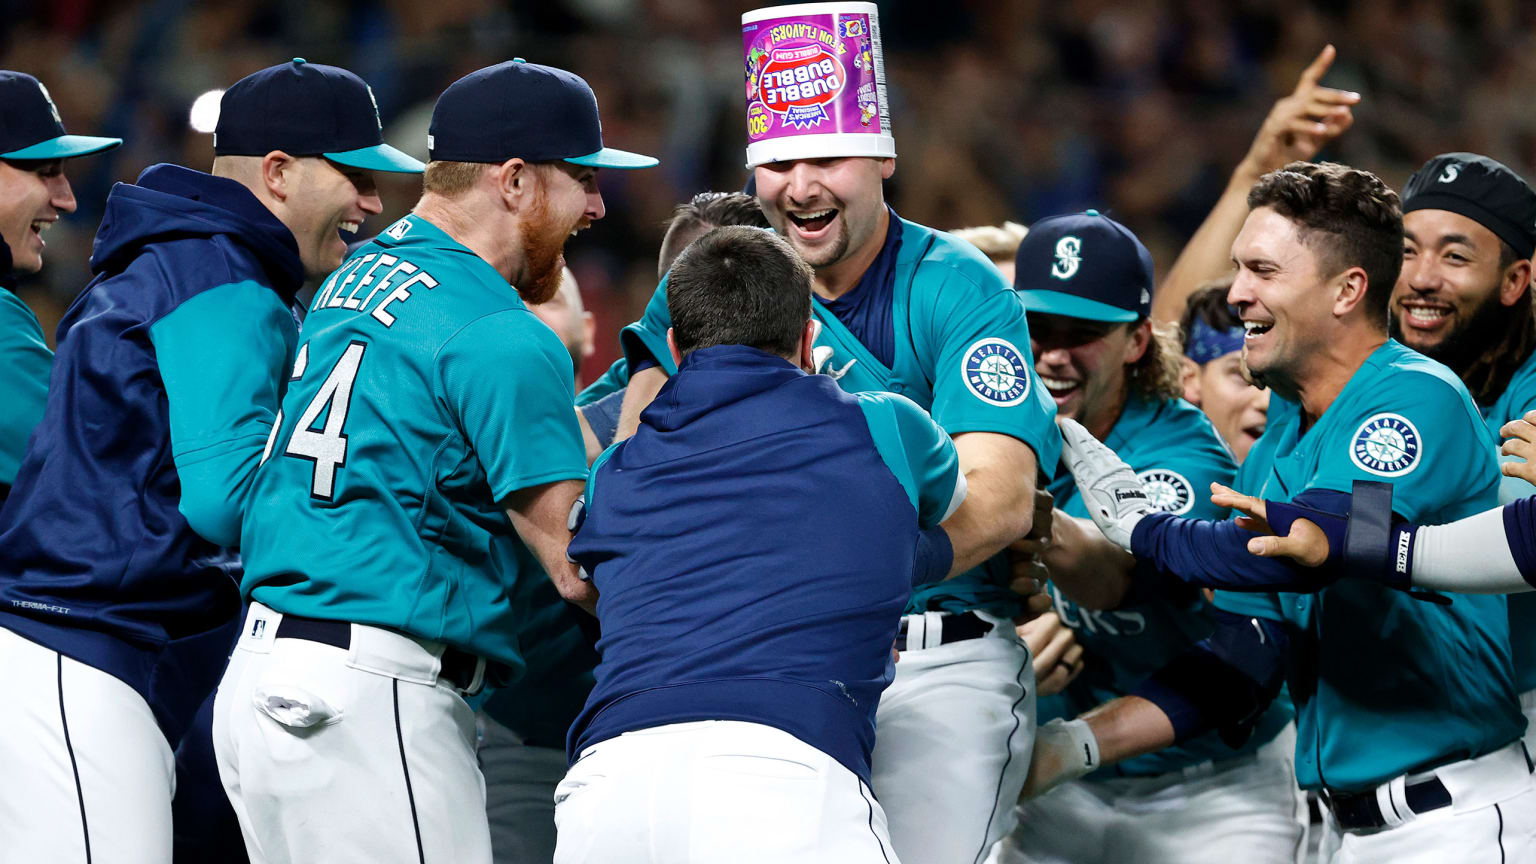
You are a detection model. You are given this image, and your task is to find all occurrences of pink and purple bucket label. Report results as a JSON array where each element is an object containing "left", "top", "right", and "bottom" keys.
[{"left": 741, "top": 2, "right": 894, "bottom": 167}]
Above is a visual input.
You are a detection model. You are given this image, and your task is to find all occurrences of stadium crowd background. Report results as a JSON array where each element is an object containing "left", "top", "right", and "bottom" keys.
[{"left": 8, "top": 0, "right": 1536, "bottom": 373}]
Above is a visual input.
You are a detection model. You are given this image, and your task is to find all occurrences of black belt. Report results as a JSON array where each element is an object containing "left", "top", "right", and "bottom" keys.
[
  {"left": 895, "top": 611, "right": 993, "bottom": 651},
  {"left": 1321, "top": 776, "right": 1453, "bottom": 831},
  {"left": 274, "top": 614, "right": 487, "bottom": 694}
]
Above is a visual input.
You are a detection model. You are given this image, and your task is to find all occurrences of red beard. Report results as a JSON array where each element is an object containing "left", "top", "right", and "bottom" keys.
[{"left": 516, "top": 190, "right": 568, "bottom": 305}]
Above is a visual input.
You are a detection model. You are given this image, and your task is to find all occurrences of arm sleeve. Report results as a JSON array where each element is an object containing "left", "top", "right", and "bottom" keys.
[
  {"left": 150, "top": 281, "right": 298, "bottom": 547},
  {"left": 919, "top": 261, "right": 1061, "bottom": 472},
  {"left": 858, "top": 392, "right": 965, "bottom": 527},
  {"left": 437, "top": 311, "right": 588, "bottom": 499},
  {"left": 578, "top": 387, "right": 626, "bottom": 452},
  {"left": 618, "top": 275, "right": 676, "bottom": 376},
  {"left": 1131, "top": 607, "right": 1288, "bottom": 744},
  {"left": 0, "top": 287, "right": 52, "bottom": 487},
  {"left": 1129, "top": 489, "right": 1353, "bottom": 592},
  {"left": 1404, "top": 502, "right": 1535, "bottom": 592}
]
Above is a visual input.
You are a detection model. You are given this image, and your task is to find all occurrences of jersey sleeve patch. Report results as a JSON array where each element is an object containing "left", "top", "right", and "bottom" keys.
[
  {"left": 1136, "top": 468, "right": 1196, "bottom": 515},
  {"left": 1349, "top": 412, "right": 1422, "bottom": 477},
  {"left": 959, "top": 337, "right": 1032, "bottom": 406}
]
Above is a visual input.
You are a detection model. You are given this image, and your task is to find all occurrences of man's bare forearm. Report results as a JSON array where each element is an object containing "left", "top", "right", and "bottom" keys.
[
  {"left": 942, "top": 432, "right": 1039, "bottom": 578},
  {"left": 1042, "top": 513, "right": 1135, "bottom": 610},
  {"left": 1079, "top": 695, "right": 1177, "bottom": 765},
  {"left": 502, "top": 478, "right": 596, "bottom": 614},
  {"left": 615, "top": 365, "right": 668, "bottom": 442}
]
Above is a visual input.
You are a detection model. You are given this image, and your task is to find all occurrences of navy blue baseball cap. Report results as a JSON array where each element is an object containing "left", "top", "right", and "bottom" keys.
[
  {"left": 428, "top": 59, "right": 657, "bottom": 169},
  {"left": 0, "top": 71, "right": 121, "bottom": 160},
  {"left": 1014, "top": 210, "right": 1154, "bottom": 323},
  {"left": 214, "top": 59, "right": 423, "bottom": 173}
]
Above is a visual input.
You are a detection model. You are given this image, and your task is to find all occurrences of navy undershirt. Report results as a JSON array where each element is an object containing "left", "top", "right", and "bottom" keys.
[{"left": 815, "top": 206, "right": 903, "bottom": 369}]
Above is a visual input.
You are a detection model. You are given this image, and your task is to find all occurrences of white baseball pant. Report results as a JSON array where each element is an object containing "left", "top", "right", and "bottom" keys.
[
  {"left": 987, "top": 722, "right": 1307, "bottom": 864},
  {"left": 553, "top": 720, "right": 900, "bottom": 864},
  {"left": 1522, "top": 689, "right": 1536, "bottom": 762},
  {"left": 213, "top": 602, "right": 491, "bottom": 864},
  {"left": 477, "top": 710, "right": 566, "bottom": 864},
  {"left": 1316, "top": 740, "right": 1536, "bottom": 863},
  {"left": 0, "top": 626, "right": 175, "bottom": 864},
  {"left": 871, "top": 610, "right": 1035, "bottom": 864}
]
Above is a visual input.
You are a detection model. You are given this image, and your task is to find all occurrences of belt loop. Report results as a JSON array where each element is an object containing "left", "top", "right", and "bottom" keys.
[
  {"left": 1377, "top": 776, "right": 1409, "bottom": 828},
  {"left": 905, "top": 614, "right": 926, "bottom": 652},
  {"left": 924, "top": 611, "right": 944, "bottom": 650}
]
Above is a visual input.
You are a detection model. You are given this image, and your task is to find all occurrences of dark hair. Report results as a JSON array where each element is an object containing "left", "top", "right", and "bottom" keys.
[
  {"left": 1447, "top": 238, "right": 1535, "bottom": 403},
  {"left": 1247, "top": 161, "right": 1403, "bottom": 328},
  {"left": 1129, "top": 320, "right": 1186, "bottom": 401},
  {"left": 667, "top": 226, "right": 812, "bottom": 358},
  {"left": 659, "top": 192, "right": 772, "bottom": 277},
  {"left": 1178, "top": 276, "right": 1241, "bottom": 347}
]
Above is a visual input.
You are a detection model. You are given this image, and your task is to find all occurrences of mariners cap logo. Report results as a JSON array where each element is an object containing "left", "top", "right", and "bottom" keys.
[
  {"left": 36, "top": 81, "right": 62, "bottom": 125},
  {"left": 961, "top": 338, "right": 1031, "bottom": 406},
  {"left": 1439, "top": 163, "right": 1461, "bottom": 184},
  {"left": 1051, "top": 236, "right": 1082, "bottom": 280},
  {"left": 1350, "top": 412, "right": 1421, "bottom": 477},
  {"left": 1136, "top": 469, "right": 1195, "bottom": 515}
]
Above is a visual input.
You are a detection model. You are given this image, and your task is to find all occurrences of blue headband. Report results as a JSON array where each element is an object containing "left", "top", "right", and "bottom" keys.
[{"left": 1186, "top": 318, "right": 1245, "bottom": 365}]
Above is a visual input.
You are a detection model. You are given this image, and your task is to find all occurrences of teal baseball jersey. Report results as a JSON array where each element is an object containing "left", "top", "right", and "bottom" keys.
[
  {"left": 577, "top": 357, "right": 628, "bottom": 407},
  {"left": 1213, "top": 340, "right": 1522, "bottom": 791},
  {"left": 1479, "top": 346, "right": 1536, "bottom": 693},
  {"left": 0, "top": 285, "right": 52, "bottom": 490},
  {"left": 1042, "top": 395, "right": 1291, "bottom": 776},
  {"left": 240, "top": 215, "right": 588, "bottom": 674},
  {"left": 617, "top": 215, "right": 1060, "bottom": 616}
]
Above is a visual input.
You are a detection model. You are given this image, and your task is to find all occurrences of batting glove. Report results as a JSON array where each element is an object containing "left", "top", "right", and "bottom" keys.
[{"left": 1060, "top": 418, "right": 1154, "bottom": 551}]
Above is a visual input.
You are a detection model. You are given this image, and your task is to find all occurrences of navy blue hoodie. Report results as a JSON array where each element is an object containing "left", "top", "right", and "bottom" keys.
[{"left": 0, "top": 163, "right": 303, "bottom": 744}]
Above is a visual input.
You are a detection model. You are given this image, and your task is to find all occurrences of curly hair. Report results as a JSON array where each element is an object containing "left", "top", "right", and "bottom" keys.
[
  {"left": 1247, "top": 161, "right": 1403, "bottom": 328},
  {"left": 1128, "top": 319, "right": 1187, "bottom": 402}
]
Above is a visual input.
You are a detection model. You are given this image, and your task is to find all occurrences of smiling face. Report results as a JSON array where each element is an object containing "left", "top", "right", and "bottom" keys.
[
  {"left": 0, "top": 158, "right": 76, "bottom": 273},
  {"left": 514, "top": 162, "right": 604, "bottom": 305},
  {"left": 1187, "top": 351, "right": 1269, "bottom": 462},
  {"left": 282, "top": 158, "right": 384, "bottom": 278},
  {"left": 1228, "top": 207, "right": 1340, "bottom": 399},
  {"left": 753, "top": 156, "right": 892, "bottom": 270},
  {"left": 1029, "top": 312, "right": 1148, "bottom": 437},
  {"left": 1390, "top": 208, "right": 1517, "bottom": 371}
]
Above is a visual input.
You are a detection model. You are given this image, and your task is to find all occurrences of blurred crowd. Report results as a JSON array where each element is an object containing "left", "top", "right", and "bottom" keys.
[{"left": 9, "top": 0, "right": 1536, "bottom": 372}]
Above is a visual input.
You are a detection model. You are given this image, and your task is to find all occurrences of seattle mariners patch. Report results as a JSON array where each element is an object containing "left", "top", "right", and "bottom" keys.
[
  {"left": 1136, "top": 469, "right": 1195, "bottom": 514},
  {"left": 1350, "top": 413, "right": 1421, "bottom": 477},
  {"left": 961, "top": 338, "right": 1031, "bottom": 406}
]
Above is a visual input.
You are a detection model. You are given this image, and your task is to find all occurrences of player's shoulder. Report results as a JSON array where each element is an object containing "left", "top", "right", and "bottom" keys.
[
  {"left": 907, "top": 218, "right": 1011, "bottom": 297},
  {"left": 852, "top": 388, "right": 940, "bottom": 432},
  {"left": 1350, "top": 341, "right": 1481, "bottom": 428},
  {"left": 1493, "top": 347, "right": 1536, "bottom": 421}
]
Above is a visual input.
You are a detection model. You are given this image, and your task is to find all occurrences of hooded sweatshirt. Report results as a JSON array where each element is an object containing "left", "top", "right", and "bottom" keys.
[
  {"left": 0, "top": 238, "right": 53, "bottom": 500},
  {"left": 0, "top": 163, "right": 303, "bottom": 744}
]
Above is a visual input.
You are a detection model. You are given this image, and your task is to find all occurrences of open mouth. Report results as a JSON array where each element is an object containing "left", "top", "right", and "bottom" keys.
[
  {"left": 1243, "top": 320, "right": 1274, "bottom": 340},
  {"left": 1040, "top": 375, "right": 1079, "bottom": 402},
  {"left": 339, "top": 220, "right": 361, "bottom": 235},
  {"left": 1399, "top": 301, "right": 1453, "bottom": 328},
  {"left": 1242, "top": 423, "right": 1266, "bottom": 441},
  {"left": 787, "top": 208, "right": 837, "bottom": 234},
  {"left": 30, "top": 219, "right": 53, "bottom": 239}
]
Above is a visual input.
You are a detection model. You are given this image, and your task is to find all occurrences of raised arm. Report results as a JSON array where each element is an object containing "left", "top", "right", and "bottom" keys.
[{"left": 1153, "top": 45, "right": 1358, "bottom": 324}]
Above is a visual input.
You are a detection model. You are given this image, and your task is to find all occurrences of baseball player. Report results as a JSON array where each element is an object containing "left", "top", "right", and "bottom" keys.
[
  {"left": 555, "top": 225, "right": 965, "bottom": 864},
  {"left": 576, "top": 191, "right": 771, "bottom": 446},
  {"left": 0, "top": 71, "right": 120, "bottom": 505},
  {"left": 990, "top": 212, "right": 1304, "bottom": 864},
  {"left": 0, "top": 59, "right": 419, "bottom": 863},
  {"left": 1178, "top": 279, "right": 1271, "bottom": 463},
  {"left": 213, "top": 59, "right": 655, "bottom": 863},
  {"left": 1038, "top": 162, "right": 1536, "bottom": 863},
  {"left": 613, "top": 160, "right": 1058, "bottom": 864}
]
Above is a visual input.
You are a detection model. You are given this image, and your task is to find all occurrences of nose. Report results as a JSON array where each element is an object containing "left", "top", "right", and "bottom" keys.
[
  {"left": 1038, "top": 346, "right": 1072, "bottom": 367},
  {"left": 358, "top": 189, "right": 383, "bottom": 216},
  {"left": 586, "top": 189, "right": 606, "bottom": 223},
  {"left": 1403, "top": 256, "right": 1437, "bottom": 293},
  {"left": 48, "top": 174, "right": 77, "bottom": 214},
  {"left": 1253, "top": 386, "right": 1271, "bottom": 412},
  {"left": 782, "top": 162, "right": 821, "bottom": 205}
]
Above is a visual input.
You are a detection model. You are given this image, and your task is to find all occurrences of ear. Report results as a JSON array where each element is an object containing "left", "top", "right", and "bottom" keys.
[
  {"left": 1500, "top": 258, "right": 1533, "bottom": 307},
  {"left": 798, "top": 318, "right": 818, "bottom": 372},
  {"left": 1123, "top": 319, "right": 1152, "bottom": 364},
  {"left": 666, "top": 327, "right": 683, "bottom": 367},
  {"left": 495, "top": 158, "right": 530, "bottom": 210},
  {"left": 879, "top": 157, "right": 896, "bottom": 181},
  {"left": 580, "top": 311, "right": 597, "bottom": 360},
  {"left": 260, "top": 151, "right": 296, "bottom": 202},
  {"left": 1180, "top": 356, "right": 1202, "bottom": 405},
  {"left": 1333, "top": 266, "right": 1372, "bottom": 318}
]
